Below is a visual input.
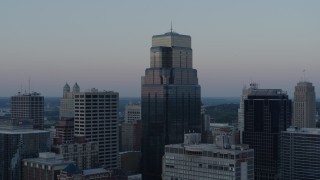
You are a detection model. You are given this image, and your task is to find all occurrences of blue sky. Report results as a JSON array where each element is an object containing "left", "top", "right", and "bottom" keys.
[{"left": 1, "top": 0, "right": 319, "bottom": 97}]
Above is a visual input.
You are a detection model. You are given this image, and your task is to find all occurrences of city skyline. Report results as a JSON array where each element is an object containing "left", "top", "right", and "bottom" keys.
[{"left": 1, "top": 1, "right": 320, "bottom": 97}]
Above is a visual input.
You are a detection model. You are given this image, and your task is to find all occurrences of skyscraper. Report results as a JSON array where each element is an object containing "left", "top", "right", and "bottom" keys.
[
  {"left": 74, "top": 88, "right": 119, "bottom": 168},
  {"left": 141, "top": 30, "right": 201, "bottom": 180},
  {"left": 243, "top": 88, "right": 291, "bottom": 180},
  {"left": 60, "top": 82, "right": 80, "bottom": 119},
  {"left": 293, "top": 81, "right": 316, "bottom": 128},
  {"left": 11, "top": 92, "right": 44, "bottom": 129}
]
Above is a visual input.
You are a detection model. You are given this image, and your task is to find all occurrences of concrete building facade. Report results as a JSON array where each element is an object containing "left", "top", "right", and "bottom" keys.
[
  {"left": 23, "top": 152, "right": 72, "bottom": 180},
  {"left": 60, "top": 83, "right": 80, "bottom": 119},
  {"left": 280, "top": 127, "right": 320, "bottom": 180},
  {"left": 124, "top": 103, "right": 141, "bottom": 123},
  {"left": 293, "top": 81, "right": 316, "bottom": 128},
  {"left": 163, "top": 133, "right": 254, "bottom": 180},
  {"left": 74, "top": 89, "right": 119, "bottom": 168},
  {"left": 11, "top": 92, "right": 44, "bottom": 129}
]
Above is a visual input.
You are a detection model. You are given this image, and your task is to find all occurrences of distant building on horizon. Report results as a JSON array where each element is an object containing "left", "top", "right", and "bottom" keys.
[
  {"left": 141, "top": 30, "right": 202, "bottom": 180},
  {"left": 11, "top": 92, "right": 44, "bottom": 129},
  {"left": 74, "top": 88, "right": 119, "bottom": 168},
  {"left": 293, "top": 81, "right": 316, "bottom": 128},
  {"left": 124, "top": 103, "right": 141, "bottom": 123},
  {"left": 162, "top": 133, "right": 254, "bottom": 180},
  {"left": 280, "top": 127, "right": 320, "bottom": 180},
  {"left": 243, "top": 88, "right": 291, "bottom": 179},
  {"left": 60, "top": 82, "right": 80, "bottom": 119}
]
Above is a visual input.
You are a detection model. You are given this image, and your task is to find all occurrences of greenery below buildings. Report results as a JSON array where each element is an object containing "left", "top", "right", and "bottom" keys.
[{"left": 205, "top": 104, "right": 239, "bottom": 124}]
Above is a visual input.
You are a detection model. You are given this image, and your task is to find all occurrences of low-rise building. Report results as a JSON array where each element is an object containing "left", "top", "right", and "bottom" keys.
[
  {"left": 23, "top": 152, "right": 72, "bottom": 180},
  {"left": 163, "top": 133, "right": 254, "bottom": 180},
  {"left": 57, "top": 164, "right": 127, "bottom": 180},
  {"left": 52, "top": 136, "right": 99, "bottom": 169}
]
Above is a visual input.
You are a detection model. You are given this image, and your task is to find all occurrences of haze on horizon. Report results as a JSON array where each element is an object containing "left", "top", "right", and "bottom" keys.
[{"left": 1, "top": 0, "right": 319, "bottom": 98}]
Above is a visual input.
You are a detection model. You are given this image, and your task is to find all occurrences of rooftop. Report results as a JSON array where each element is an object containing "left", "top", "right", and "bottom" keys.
[
  {"left": 285, "top": 127, "right": 320, "bottom": 134},
  {"left": 23, "top": 153, "right": 72, "bottom": 166},
  {"left": 153, "top": 31, "right": 191, "bottom": 38},
  {"left": 61, "top": 164, "right": 82, "bottom": 174},
  {"left": 166, "top": 143, "right": 250, "bottom": 154},
  {"left": 83, "top": 168, "right": 107, "bottom": 175},
  {"left": 0, "top": 124, "right": 48, "bottom": 134}
]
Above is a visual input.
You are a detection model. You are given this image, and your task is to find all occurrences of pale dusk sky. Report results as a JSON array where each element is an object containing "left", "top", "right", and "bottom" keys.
[{"left": 1, "top": 0, "right": 319, "bottom": 97}]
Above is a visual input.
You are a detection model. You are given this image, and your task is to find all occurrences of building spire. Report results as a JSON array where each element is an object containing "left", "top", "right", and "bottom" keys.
[{"left": 170, "top": 21, "right": 174, "bottom": 47}]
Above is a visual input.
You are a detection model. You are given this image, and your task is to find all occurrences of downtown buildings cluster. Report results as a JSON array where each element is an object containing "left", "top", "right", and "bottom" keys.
[{"left": 0, "top": 29, "right": 319, "bottom": 180}]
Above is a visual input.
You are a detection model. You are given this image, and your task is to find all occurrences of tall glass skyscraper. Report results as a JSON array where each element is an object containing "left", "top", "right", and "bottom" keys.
[
  {"left": 141, "top": 31, "right": 201, "bottom": 180},
  {"left": 243, "top": 88, "right": 291, "bottom": 180}
]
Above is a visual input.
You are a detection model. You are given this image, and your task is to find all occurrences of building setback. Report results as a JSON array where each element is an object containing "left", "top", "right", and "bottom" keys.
[
  {"left": 141, "top": 30, "right": 201, "bottom": 180},
  {"left": 163, "top": 133, "right": 254, "bottom": 180},
  {"left": 74, "top": 89, "right": 119, "bottom": 168},
  {"left": 280, "top": 127, "right": 320, "bottom": 180},
  {"left": 243, "top": 88, "right": 291, "bottom": 180}
]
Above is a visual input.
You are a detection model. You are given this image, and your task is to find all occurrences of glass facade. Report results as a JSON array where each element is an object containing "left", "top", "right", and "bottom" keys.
[
  {"left": 141, "top": 32, "right": 201, "bottom": 180},
  {"left": 0, "top": 128, "right": 50, "bottom": 180},
  {"left": 243, "top": 89, "right": 291, "bottom": 180}
]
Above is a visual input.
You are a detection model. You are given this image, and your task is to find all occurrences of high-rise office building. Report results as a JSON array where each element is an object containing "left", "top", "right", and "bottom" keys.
[
  {"left": 280, "top": 127, "right": 320, "bottom": 180},
  {"left": 238, "top": 83, "right": 258, "bottom": 143},
  {"left": 74, "top": 88, "right": 119, "bottom": 168},
  {"left": 124, "top": 103, "right": 141, "bottom": 123},
  {"left": 293, "top": 81, "right": 316, "bottom": 128},
  {"left": 11, "top": 92, "right": 44, "bottom": 129},
  {"left": 163, "top": 133, "right": 254, "bottom": 180},
  {"left": 0, "top": 124, "right": 50, "bottom": 180},
  {"left": 243, "top": 88, "right": 291, "bottom": 180},
  {"left": 60, "top": 82, "right": 80, "bottom": 119},
  {"left": 141, "top": 30, "right": 201, "bottom": 179}
]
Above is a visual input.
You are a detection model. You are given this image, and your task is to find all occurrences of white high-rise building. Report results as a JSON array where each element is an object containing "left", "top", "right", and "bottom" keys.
[
  {"left": 124, "top": 103, "right": 141, "bottom": 123},
  {"left": 59, "top": 82, "right": 80, "bottom": 119},
  {"left": 74, "top": 88, "right": 119, "bottom": 168},
  {"left": 238, "top": 83, "right": 258, "bottom": 143},
  {"left": 293, "top": 81, "right": 316, "bottom": 128}
]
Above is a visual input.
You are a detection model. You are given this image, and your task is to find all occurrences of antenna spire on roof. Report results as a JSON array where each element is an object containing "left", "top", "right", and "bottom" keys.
[{"left": 170, "top": 21, "right": 173, "bottom": 33}]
